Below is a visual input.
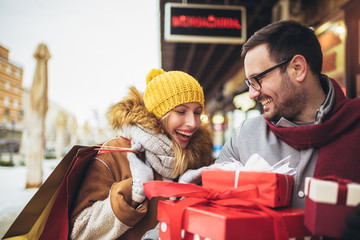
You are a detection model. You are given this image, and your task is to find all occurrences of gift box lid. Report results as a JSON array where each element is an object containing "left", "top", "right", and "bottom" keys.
[
  {"left": 305, "top": 177, "right": 360, "bottom": 206},
  {"left": 202, "top": 169, "right": 294, "bottom": 208}
]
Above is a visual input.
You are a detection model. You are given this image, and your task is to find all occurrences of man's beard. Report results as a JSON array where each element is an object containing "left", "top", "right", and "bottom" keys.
[{"left": 264, "top": 73, "right": 306, "bottom": 122}]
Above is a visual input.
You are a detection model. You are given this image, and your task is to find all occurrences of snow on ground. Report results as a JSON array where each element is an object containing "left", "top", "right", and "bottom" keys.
[{"left": 0, "top": 159, "right": 60, "bottom": 238}]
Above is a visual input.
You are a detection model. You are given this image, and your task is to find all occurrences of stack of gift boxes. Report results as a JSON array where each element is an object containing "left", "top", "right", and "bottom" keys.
[{"left": 145, "top": 169, "right": 360, "bottom": 240}]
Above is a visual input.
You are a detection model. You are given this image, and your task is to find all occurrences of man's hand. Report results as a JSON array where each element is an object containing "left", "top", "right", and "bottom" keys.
[{"left": 179, "top": 160, "right": 244, "bottom": 185}]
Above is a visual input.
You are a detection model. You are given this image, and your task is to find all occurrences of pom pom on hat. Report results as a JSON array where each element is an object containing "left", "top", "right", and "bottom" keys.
[
  {"left": 144, "top": 69, "right": 204, "bottom": 119},
  {"left": 146, "top": 69, "right": 165, "bottom": 85}
]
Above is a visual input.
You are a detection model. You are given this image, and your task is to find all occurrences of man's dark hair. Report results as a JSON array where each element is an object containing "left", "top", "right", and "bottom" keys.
[{"left": 241, "top": 20, "right": 323, "bottom": 76}]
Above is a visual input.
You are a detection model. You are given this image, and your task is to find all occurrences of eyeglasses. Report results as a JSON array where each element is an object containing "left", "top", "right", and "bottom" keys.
[{"left": 244, "top": 57, "right": 293, "bottom": 91}]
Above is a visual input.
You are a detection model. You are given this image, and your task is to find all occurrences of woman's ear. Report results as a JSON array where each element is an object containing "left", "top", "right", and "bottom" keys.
[{"left": 290, "top": 54, "right": 307, "bottom": 83}]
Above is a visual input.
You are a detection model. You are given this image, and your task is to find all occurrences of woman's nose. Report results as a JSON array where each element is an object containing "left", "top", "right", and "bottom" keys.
[{"left": 185, "top": 113, "right": 197, "bottom": 128}]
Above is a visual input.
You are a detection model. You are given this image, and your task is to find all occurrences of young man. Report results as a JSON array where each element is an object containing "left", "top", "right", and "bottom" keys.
[
  {"left": 217, "top": 19, "right": 360, "bottom": 208},
  {"left": 179, "top": 20, "right": 360, "bottom": 240}
]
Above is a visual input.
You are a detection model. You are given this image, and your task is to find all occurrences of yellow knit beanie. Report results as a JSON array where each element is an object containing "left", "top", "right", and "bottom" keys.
[{"left": 144, "top": 69, "right": 205, "bottom": 119}]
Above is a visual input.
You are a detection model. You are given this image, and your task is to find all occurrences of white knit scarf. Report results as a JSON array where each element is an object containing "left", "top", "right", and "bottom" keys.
[{"left": 119, "top": 125, "right": 175, "bottom": 179}]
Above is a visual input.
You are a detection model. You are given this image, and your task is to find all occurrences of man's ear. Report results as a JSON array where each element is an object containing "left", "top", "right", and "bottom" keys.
[{"left": 290, "top": 55, "right": 307, "bottom": 82}]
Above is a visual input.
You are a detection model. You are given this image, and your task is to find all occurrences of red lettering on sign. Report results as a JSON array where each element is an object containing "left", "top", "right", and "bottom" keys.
[{"left": 171, "top": 15, "right": 242, "bottom": 29}]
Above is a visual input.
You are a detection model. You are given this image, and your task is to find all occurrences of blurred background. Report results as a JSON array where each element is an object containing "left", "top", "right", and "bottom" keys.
[
  {"left": 0, "top": 0, "right": 359, "bottom": 235},
  {"left": 0, "top": 0, "right": 161, "bottom": 163}
]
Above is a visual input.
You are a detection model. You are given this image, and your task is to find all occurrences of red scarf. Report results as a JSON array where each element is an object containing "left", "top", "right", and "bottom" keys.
[{"left": 267, "top": 78, "right": 360, "bottom": 182}]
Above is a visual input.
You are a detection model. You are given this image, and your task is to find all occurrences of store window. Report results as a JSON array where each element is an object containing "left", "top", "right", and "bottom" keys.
[
  {"left": 4, "top": 96, "right": 9, "bottom": 106},
  {"left": 316, "top": 19, "right": 346, "bottom": 92},
  {"left": 14, "top": 99, "right": 19, "bottom": 108}
]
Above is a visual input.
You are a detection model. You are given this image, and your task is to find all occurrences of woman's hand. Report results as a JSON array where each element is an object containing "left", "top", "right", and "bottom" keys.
[{"left": 128, "top": 142, "right": 154, "bottom": 203}]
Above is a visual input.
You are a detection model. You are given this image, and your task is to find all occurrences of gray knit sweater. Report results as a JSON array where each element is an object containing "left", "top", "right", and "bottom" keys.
[{"left": 216, "top": 75, "right": 335, "bottom": 208}]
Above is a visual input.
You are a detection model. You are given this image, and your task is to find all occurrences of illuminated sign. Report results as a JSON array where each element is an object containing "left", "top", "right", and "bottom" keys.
[{"left": 165, "top": 3, "right": 247, "bottom": 44}]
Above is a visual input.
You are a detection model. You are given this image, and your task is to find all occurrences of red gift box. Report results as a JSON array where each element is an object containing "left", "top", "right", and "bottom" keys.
[
  {"left": 304, "top": 177, "right": 360, "bottom": 238},
  {"left": 202, "top": 169, "right": 294, "bottom": 208},
  {"left": 158, "top": 200, "right": 310, "bottom": 240},
  {"left": 144, "top": 181, "right": 310, "bottom": 240}
]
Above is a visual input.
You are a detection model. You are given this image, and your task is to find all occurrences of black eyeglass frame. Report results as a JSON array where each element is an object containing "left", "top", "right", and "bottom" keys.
[{"left": 245, "top": 57, "right": 293, "bottom": 91}]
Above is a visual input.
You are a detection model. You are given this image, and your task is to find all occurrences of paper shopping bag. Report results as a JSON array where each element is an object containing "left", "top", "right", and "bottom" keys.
[
  {"left": 3, "top": 145, "right": 97, "bottom": 240},
  {"left": 40, "top": 146, "right": 98, "bottom": 239}
]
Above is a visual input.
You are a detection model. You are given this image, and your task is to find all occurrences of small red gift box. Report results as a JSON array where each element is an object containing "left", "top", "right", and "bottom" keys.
[
  {"left": 304, "top": 177, "right": 360, "bottom": 238},
  {"left": 158, "top": 200, "right": 310, "bottom": 240},
  {"left": 202, "top": 169, "right": 294, "bottom": 208}
]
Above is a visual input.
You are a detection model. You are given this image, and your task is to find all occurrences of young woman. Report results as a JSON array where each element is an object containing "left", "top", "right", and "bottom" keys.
[{"left": 70, "top": 69, "right": 213, "bottom": 240}]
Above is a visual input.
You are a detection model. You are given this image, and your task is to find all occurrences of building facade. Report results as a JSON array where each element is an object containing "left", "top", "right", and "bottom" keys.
[{"left": 0, "top": 44, "right": 24, "bottom": 156}]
